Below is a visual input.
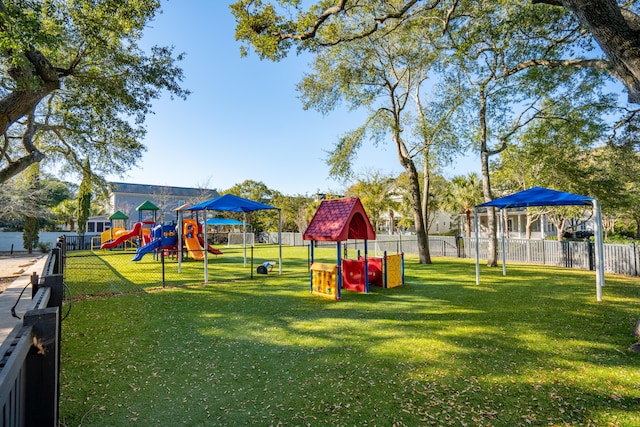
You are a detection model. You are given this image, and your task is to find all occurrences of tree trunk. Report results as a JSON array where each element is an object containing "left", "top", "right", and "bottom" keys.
[
  {"left": 465, "top": 210, "right": 472, "bottom": 237},
  {"left": 0, "top": 48, "right": 61, "bottom": 184},
  {"left": 533, "top": 0, "right": 640, "bottom": 103},
  {"left": 478, "top": 85, "right": 498, "bottom": 267},
  {"left": 563, "top": 0, "right": 640, "bottom": 104},
  {"left": 394, "top": 132, "right": 431, "bottom": 264},
  {"left": 421, "top": 158, "right": 433, "bottom": 264}
]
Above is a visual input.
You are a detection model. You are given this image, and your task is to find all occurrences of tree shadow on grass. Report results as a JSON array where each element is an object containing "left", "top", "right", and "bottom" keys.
[{"left": 61, "top": 254, "right": 640, "bottom": 426}]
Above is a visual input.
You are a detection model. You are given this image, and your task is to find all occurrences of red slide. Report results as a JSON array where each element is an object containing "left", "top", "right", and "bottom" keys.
[
  {"left": 197, "top": 236, "right": 223, "bottom": 255},
  {"left": 100, "top": 222, "right": 143, "bottom": 249}
]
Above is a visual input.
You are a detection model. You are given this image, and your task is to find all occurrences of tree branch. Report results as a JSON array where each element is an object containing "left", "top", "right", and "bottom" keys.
[
  {"left": 533, "top": 0, "right": 640, "bottom": 31},
  {"left": 279, "top": 0, "right": 349, "bottom": 41},
  {"left": 532, "top": 0, "right": 563, "bottom": 6},
  {"left": 0, "top": 150, "right": 44, "bottom": 183},
  {"left": 505, "top": 58, "right": 609, "bottom": 77},
  {"left": 280, "top": 0, "right": 426, "bottom": 43}
]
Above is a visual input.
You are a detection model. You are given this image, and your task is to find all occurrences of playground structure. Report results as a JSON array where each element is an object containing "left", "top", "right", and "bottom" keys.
[
  {"left": 342, "top": 251, "right": 404, "bottom": 292},
  {"left": 132, "top": 224, "right": 178, "bottom": 261},
  {"left": 303, "top": 197, "right": 404, "bottom": 300},
  {"left": 182, "top": 218, "right": 223, "bottom": 260},
  {"left": 100, "top": 221, "right": 148, "bottom": 250},
  {"left": 185, "top": 193, "right": 282, "bottom": 283},
  {"left": 100, "top": 201, "right": 160, "bottom": 250}
]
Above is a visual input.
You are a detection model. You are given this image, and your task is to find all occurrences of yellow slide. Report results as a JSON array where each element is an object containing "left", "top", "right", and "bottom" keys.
[{"left": 183, "top": 219, "right": 205, "bottom": 260}]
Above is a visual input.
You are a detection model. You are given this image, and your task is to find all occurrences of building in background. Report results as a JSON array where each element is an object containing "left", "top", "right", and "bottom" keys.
[{"left": 106, "top": 182, "right": 219, "bottom": 227}]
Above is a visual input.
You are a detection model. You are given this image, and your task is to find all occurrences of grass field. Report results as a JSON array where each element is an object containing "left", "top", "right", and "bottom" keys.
[{"left": 61, "top": 245, "right": 640, "bottom": 426}]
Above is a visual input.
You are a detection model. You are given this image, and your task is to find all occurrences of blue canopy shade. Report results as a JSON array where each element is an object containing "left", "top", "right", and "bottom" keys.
[
  {"left": 473, "top": 186, "right": 604, "bottom": 301},
  {"left": 188, "top": 194, "right": 279, "bottom": 212},
  {"left": 476, "top": 186, "right": 594, "bottom": 209},
  {"left": 206, "top": 218, "right": 244, "bottom": 226}
]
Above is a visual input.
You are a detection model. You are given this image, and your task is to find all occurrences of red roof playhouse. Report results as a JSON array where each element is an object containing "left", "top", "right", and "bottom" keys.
[{"left": 303, "top": 197, "right": 403, "bottom": 300}]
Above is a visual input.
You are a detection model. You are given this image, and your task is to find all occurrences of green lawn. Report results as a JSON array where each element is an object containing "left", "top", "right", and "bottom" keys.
[{"left": 61, "top": 246, "right": 640, "bottom": 426}]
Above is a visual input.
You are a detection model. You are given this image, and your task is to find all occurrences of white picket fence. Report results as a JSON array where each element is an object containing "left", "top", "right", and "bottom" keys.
[{"left": 263, "top": 232, "right": 640, "bottom": 277}]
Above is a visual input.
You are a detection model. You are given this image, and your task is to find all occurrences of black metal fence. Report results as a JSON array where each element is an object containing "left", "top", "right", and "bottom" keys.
[
  {"left": 64, "top": 250, "right": 162, "bottom": 298},
  {"left": 0, "top": 239, "right": 65, "bottom": 427},
  {"left": 62, "top": 234, "right": 98, "bottom": 251}
]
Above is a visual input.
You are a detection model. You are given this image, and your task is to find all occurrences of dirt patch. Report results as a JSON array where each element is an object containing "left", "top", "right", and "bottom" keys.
[
  {"left": 0, "top": 255, "right": 42, "bottom": 279},
  {"left": 0, "top": 276, "right": 17, "bottom": 293}
]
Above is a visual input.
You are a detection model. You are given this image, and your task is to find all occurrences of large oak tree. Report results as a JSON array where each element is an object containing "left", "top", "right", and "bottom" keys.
[
  {"left": 232, "top": 0, "right": 617, "bottom": 265},
  {"left": 0, "top": 0, "right": 189, "bottom": 185}
]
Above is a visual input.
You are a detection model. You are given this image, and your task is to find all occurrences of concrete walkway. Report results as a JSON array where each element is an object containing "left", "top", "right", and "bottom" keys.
[{"left": 0, "top": 254, "right": 48, "bottom": 343}]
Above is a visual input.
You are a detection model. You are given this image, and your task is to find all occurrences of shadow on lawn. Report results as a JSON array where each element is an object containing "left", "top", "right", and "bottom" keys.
[
  {"left": 141, "top": 273, "right": 640, "bottom": 424},
  {"left": 62, "top": 253, "right": 640, "bottom": 425}
]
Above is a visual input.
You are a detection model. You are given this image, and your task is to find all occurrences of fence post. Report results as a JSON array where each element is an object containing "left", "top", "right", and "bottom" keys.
[
  {"left": 30, "top": 272, "right": 39, "bottom": 298},
  {"left": 41, "top": 274, "right": 64, "bottom": 311},
  {"left": 23, "top": 307, "right": 60, "bottom": 427}
]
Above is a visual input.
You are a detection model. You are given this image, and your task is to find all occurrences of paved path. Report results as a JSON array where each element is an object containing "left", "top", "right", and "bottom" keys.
[{"left": 0, "top": 254, "right": 48, "bottom": 342}]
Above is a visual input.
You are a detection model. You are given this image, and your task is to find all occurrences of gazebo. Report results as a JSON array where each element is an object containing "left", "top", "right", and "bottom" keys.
[{"left": 474, "top": 187, "right": 605, "bottom": 301}]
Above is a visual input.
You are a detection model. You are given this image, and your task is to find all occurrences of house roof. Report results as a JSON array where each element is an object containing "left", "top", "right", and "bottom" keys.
[
  {"left": 476, "top": 186, "right": 595, "bottom": 209},
  {"left": 109, "top": 182, "right": 219, "bottom": 199},
  {"left": 303, "top": 197, "right": 376, "bottom": 242}
]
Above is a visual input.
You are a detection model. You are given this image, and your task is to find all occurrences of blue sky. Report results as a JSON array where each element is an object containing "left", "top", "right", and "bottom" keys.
[{"left": 107, "top": 1, "right": 479, "bottom": 195}]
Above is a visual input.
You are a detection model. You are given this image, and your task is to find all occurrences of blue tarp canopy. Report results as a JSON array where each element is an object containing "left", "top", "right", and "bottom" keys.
[
  {"left": 181, "top": 193, "right": 282, "bottom": 278},
  {"left": 189, "top": 194, "right": 278, "bottom": 212},
  {"left": 473, "top": 186, "right": 604, "bottom": 301},
  {"left": 205, "top": 218, "right": 244, "bottom": 226},
  {"left": 476, "top": 186, "right": 594, "bottom": 209}
]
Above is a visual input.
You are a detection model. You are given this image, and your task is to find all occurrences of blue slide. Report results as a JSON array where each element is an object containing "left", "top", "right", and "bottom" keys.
[{"left": 131, "top": 238, "right": 162, "bottom": 262}]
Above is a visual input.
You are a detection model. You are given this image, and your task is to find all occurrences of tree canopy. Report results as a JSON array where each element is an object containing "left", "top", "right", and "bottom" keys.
[
  {"left": 232, "top": 0, "right": 635, "bottom": 264},
  {"left": 231, "top": 0, "right": 638, "bottom": 103},
  {"left": 0, "top": 0, "right": 189, "bottom": 185}
]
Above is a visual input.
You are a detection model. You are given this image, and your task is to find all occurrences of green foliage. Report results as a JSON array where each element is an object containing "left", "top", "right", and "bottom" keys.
[
  {"left": 0, "top": 168, "right": 74, "bottom": 230},
  {"left": 271, "top": 192, "right": 313, "bottom": 232},
  {"left": 76, "top": 158, "right": 92, "bottom": 235},
  {"left": 0, "top": 0, "right": 189, "bottom": 184},
  {"left": 22, "top": 216, "right": 39, "bottom": 253},
  {"left": 223, "top": 180, "right": 279, "bottom": 232},
  {"left": 37, "top": 241, "right": 52, "bottom": 253},
  {"left": 442, "top": 172, "right": 483, "bottom": 237},
  {"left": 345, "top": 170, "right": 397, "bottom": 232}
]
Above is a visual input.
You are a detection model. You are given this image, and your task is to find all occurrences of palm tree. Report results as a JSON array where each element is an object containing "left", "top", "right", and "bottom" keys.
[
  {"left": 443, "top": 173, "right": 483, "bottom": 237},
  {"left": 345, "top": 170, "right": 397, "bottom": 232}
]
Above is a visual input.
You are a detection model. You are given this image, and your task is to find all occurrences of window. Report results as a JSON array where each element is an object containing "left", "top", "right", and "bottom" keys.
[{"left": 87, "top": 222, "right": 95, "bottom": 233}]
